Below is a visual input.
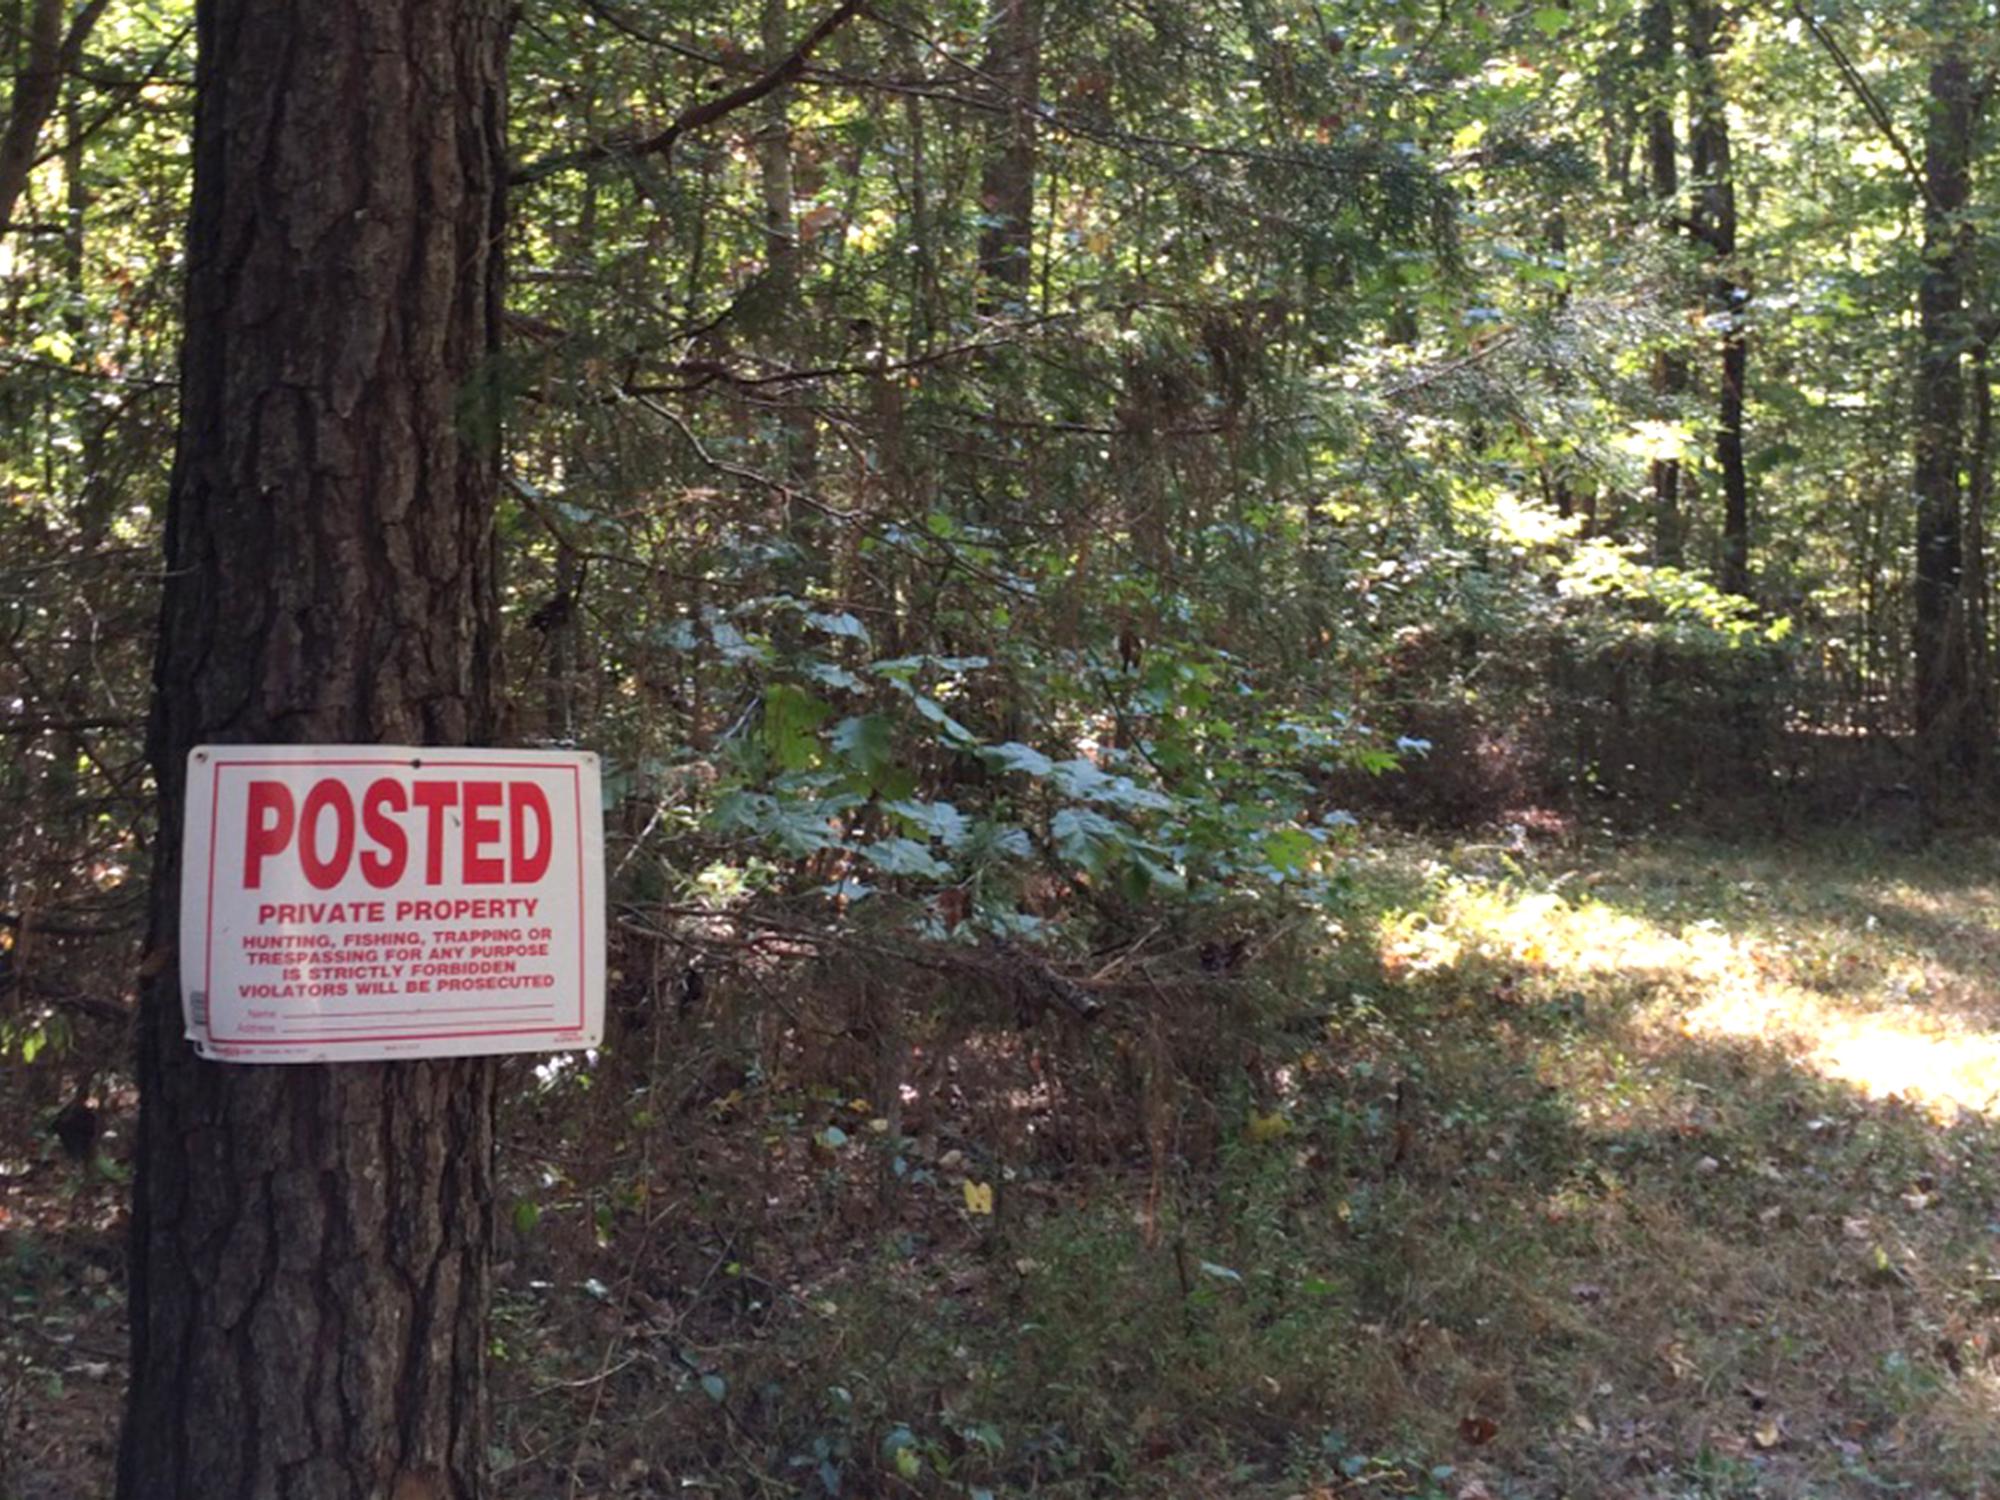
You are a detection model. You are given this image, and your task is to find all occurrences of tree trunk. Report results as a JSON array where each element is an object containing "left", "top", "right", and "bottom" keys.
[
  {"left": 1968, "top": 339, "right": 1992, "bottom": 778},
  {"left": 0, "top": 0, "right": 108, "bottom": 233},
  {"left": 118, "top": 3, "right": 511, "bottom": 1497},
  {"left": 976, "top": 0, "right": 1039, "bottom": 309},
  {"left": 1911, "top": 36, "right": 1977, "bottom": 789},
  {"left": 757, "top": 0, "right": 817, "bottom": 491},
  {"left": 1641, "top": 0, "right": 1685, "bottom": 564},
  {"left": 1543, "top": 207, "right": 1577, "bottom": 522},
  {"left": 1688, "top": 0, "right": 1749, "bottom": 596}
]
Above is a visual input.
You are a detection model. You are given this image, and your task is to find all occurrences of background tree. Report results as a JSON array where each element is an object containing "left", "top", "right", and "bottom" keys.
[
  {"left": 1687, "top": 0, "right": 1749, "bottom": 596},
  {"left": 1911, "top": 15, "right": 1988, "bottom": 788}
]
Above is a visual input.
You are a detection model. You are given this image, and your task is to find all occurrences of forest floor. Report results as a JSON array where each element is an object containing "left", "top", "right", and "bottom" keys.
[{"left": 6, "top": 830, "right": 2000, "bottom": 1498}]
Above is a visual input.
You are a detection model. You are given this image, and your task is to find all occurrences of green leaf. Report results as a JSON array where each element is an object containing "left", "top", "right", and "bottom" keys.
[
  {"left": 830, "top": 714, "right": 895, "bottom": 777},
  {"left": 701, "top": 1372, "right": 727, "bottom": 1403},
  {"left": 805, "top": 610, "right": 872, "bottom": 643},
  {"left": 965, "top": 822, "right": 1033, "bottom": 861},
  {"left": 1130, "top": 848, "right": 1185, "bottom": 893},
  {"left": 764, "top": 684, "right": 831, "bottom": 771},
  {"left": 1259, "top": 826, "right": 1318, "bottom": 875},
  {"left": 980, "top": 741, "right": 1054, "bottom": 777},
  {"left": 883, "top": 798, "right": 971, "bottom": 848},
  {"left": 710, "top": 789, "right": 853, "bottom": 854},
  {"left": 860, "top": 837, "right": 952, "bottom": 879},
  {"left": 1050, "top": 758, "right": 1173, "bottom": 811},
  {"left": 802, "top": 660, "right": 867, "bottom": 692},
  {"left": 1052, "top": 806, "right": 1129, "bottom": 873},
  {"left": 709, "top": 616, "right": 768, "bottom": 664},
  {"left": 906, "top": 690, "right": 979, "bottom": 745}
]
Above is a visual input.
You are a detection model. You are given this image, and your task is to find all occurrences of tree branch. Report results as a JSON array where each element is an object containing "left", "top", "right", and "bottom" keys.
[
  {"left": 0, "top": 0, "right": 112, "bottom": 234},
  {"left": 511, "top": 0, "right": 866, "bottom": 187},
  {"left": 1785, "top": 0, "right": 1933, "bottom": 211}
]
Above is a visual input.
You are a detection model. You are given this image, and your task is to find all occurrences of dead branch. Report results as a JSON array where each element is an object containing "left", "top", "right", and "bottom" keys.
[{"left": 511, "top": 0, "right": 866, "bottom": 187}]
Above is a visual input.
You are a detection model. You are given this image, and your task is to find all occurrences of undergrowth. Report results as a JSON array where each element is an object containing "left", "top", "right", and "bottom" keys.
[{"left": 8, "top": 830, "right": 2000, "bottom": 1497}]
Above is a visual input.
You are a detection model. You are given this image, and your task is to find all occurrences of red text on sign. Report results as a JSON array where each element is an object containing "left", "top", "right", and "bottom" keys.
[{"left": 242, "top": 777, "right": 554, "bottom": 889}]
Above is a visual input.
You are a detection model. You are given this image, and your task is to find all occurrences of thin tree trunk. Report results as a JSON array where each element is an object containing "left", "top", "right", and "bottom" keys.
[
  {"left": 976, "top": 0, "right": 1039, "bottom": 308},
  {"left": 0, "top": 0, "right": 107, "bottom": 232},
  {"left": 1968, "top": 339, "right": 1992, "bottom": 779},
  {"left": 1544, "top": 207, "right": 1577, "bottom": 522},
  {"left": 118, "top": 2, "right": 511, "bottom": 1497},
  {"left": 1911, "top": 35, "right": 1977, "bottom": 789},
  {"left": 757, "top": 0, "right": 817, "bottom": 492},
  {"left": 1642, "top": 0, "right": 1685, "bottom": 564},
  {"left": 1688, "top": 0, "right": 1749, "bottom": 595}
]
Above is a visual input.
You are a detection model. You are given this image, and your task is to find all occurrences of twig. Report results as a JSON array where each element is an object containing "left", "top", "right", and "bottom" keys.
[
  {"left": 1784, "top": 0, "right": 1932, "bottom": 210},
  {"left": 514, "top": 0, "right": 867, "bottom": 186}
]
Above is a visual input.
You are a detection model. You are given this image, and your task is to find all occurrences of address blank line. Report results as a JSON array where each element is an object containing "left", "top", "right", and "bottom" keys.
[{"left": 279, "top": 1004, "right": 556, "bottom": 1022}]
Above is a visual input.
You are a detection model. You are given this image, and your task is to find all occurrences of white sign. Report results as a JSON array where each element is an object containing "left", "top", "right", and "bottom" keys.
[{"left": 179, "top": 745, "right": 605, "bottom": 1063}]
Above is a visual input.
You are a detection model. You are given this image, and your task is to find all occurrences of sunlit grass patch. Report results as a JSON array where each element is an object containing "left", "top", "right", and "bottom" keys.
[
  {"left": 1326, "top": 832, "right": 2000, "bottom": 1495},
  {"left": 1363, "top": 836, "right": 2000, "bottom": 1121}
]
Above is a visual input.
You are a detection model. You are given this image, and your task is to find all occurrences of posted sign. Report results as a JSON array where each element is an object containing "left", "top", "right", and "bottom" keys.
[{"left": 179, "top": 746, "right": 605, "bottom": 1063}]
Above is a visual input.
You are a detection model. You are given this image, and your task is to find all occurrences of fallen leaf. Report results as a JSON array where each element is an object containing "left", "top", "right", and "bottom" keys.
[
  {"left": 937, "top": 887, "right": 972, "bottom": 930},
  {"left": 1660, "top": 1340, "right": 1696, "bottom": 1382},
  {"left": 1458, "top": 1415, "right": 1498, "bottom": 1445}
]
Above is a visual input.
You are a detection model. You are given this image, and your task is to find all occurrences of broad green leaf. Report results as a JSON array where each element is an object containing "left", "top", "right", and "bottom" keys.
[
  {"left": 883, "top": 797, "right": 971, "bottom": 847},
  {"left": 804, "top": 610, "right": 871, "bottom": 643},
  {"left": 801, "top": 660, "right": 867, "bottom": 692},
  {"left": 829, "top": 714, "right": 895, "bottom": 777},
  {"left": 763, "top": 683, "right": 830, "bottom": 771},
  {"left": 980, "top": 741, "right": 1054, "bottom": 777},
  {"left": 1051, "top": 806, "right": 1128, "bottom": 873},
  {"left": 906, "top": 690, "right": 979, "bottom": 745},
  {"left": 860, "top": 837, "right": 952, "bottom": 879}
]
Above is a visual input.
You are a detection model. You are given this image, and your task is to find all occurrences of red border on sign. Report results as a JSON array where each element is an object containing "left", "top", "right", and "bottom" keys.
[{"left": 200, "top": 755, "right": 591, "bottom": 1046}]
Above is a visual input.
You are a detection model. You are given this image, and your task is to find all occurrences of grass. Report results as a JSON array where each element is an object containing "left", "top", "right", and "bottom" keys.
[
  {"left": 8, "top": 829, "right": 2000, "bottom": 1497},
  {"left": 477, "top": 829, "right": 2000, "bottom": 1498},
  {"left": 1308, "top": 831, "right": 2000, "bottom": 1496}
]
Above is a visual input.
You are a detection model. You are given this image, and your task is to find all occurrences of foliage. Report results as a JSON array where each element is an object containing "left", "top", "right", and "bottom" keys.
[{"left": 7, "top": 0, "right": 2000, "bottom": 1491}]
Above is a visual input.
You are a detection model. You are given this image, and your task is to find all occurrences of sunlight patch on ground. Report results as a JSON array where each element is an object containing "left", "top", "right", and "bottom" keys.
[{"left": 1379, "top": 865, "right": 2000, "bottom": 1120}]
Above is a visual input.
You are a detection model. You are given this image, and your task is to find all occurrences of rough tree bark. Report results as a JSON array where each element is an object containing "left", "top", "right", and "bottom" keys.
[
  {"left": 1911, "top": 35, "right": 1978, "bottom": 788},
  {"left": 1688, "top": 0, "right": 1749, "bottom": 596},
  {"left": 117, "top": 2, "right": 511, "bottom": 1497}
]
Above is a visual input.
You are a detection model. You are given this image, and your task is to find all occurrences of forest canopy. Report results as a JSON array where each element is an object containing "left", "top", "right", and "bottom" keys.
[{"left": 7, "top": 0, "right": 1995, "bottom": 983}]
